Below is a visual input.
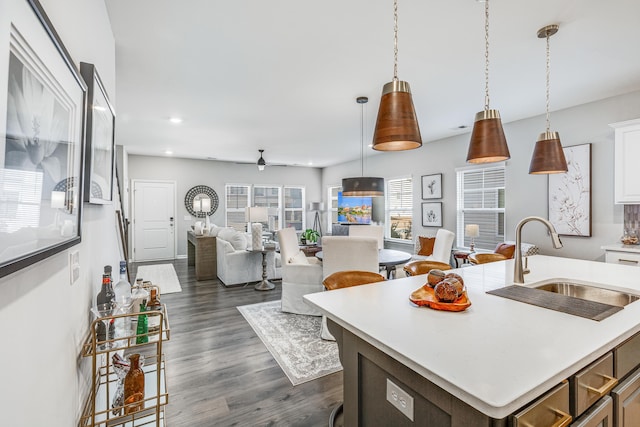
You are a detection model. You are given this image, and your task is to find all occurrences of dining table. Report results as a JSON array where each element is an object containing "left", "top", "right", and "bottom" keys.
[{"left": 315, "top": 248, "right": 413, "bottom": 279}]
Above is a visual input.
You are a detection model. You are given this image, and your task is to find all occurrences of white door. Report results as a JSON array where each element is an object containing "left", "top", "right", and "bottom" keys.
[{"left": 133, "top": 180, "right": 176, "bottom": 261}]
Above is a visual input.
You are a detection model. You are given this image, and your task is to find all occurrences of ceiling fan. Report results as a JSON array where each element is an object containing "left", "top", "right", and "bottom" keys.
[{"left": 234, "top": 149, "right": 287, "bottom": 171}]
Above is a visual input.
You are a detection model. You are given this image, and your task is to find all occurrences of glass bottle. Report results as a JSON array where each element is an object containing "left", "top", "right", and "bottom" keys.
[
  {"left": 135, "top": 304, "right": 148, "bottom": 344},
  {"left": 145, "top": 288, "right": 162, "bottom": 337},
  {"left": 114, "top": 261, "right": 132, "bottom": 309},
  {"left": 96, "top": 274, "right": 114, "bottom": 307},
  {"left": 123, "top": 353, "right": 145, "bottom": 414}
]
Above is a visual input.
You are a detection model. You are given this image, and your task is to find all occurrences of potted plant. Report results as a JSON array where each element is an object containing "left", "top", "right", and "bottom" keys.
[{"left": 301, "top": 229, "right": 319, "bottom": 245}]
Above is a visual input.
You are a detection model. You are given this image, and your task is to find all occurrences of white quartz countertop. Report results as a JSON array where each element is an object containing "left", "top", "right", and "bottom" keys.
[
  {"left": 602, "top": 243, "right": 640, "bottom": 253},
  {"left": 303, "top": 255, "right": 640, "bottom": 419}
]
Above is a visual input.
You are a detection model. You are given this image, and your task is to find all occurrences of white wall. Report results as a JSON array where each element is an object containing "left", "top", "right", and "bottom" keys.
[
  {"left": 127, "top": 155, "right": 323, "bottom": 258},
  {"left": 0, "top": 1, "right": 117, "bottom": 425},
  {"left": 323, "top": 90, "right": 640, "bottom": 261}
]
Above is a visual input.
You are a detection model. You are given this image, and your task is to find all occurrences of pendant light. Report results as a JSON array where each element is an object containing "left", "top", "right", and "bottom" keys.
[
  {"left": 467, "top": 0, "right": 510, "bottom": 164},
  {"left": 529, "top": 24, "right": 568, "bottom": 174},
  {"left": 372, "top": 0, "right": 422, "bottom": 151},
  {"left": 342, "top": 97, "right": 384, "bottom": 197},
  {"left": 257, "top": 149, "right": 266, "bottom": 171}
]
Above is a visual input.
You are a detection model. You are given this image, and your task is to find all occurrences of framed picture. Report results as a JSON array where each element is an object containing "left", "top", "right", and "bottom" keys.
[
  {"left": 548, "top": 143, "right": 592, "bottom": 236},
  {"left": 80, "top": 62, "right": 115, "bottom": 204},
  {"left": 421, "top": 173, "right": 442, "bottom": 199},
  {"left": 422, "top": 202, "right": 443, "bottom": 227},
  {"left": 0, "top": 0, "right": 87, "bottom": 278}
]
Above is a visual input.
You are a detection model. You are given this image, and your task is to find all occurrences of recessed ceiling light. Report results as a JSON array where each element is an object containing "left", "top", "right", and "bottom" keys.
[
  {"left": 169, "top": 117, "right": 183, "bottom": 124},
  {"left": 165, "top": 150, "right": 173, "bottom": 155}
]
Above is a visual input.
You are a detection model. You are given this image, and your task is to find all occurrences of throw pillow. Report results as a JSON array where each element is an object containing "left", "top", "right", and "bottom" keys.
[
  {"left": 417, "top": 236, "right": 435, "bottom": 256},
  {"left": 217, "top": 228, "right": 236, "bottom": 241},
  {"left": 288, "top": 250, "right": 309, "bottom": 265},
  {"left": 209, "top": 225, "right": 222, "bottom": 236},
  {"left": 229, "top": 232, "right": 247, "bottom": 251}
]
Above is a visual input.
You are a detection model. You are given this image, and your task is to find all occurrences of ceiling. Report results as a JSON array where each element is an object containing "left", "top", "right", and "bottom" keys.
[{"left": 105, "top": 0, "right": 640, "bottom": 169}]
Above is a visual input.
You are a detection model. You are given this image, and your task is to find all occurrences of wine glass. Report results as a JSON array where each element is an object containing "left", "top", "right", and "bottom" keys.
[{"left": 92, "top": 302, "right": 117, "bottom": 350}]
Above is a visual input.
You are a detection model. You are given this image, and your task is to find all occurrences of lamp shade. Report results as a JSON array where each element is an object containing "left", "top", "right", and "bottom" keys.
[
  {"left": 51, "top": 191, "right": 66, "bottom": 209},
  {"left": 341, "top": 177, "right": 384, "bottom": 197},
  {"left": 465, "top": 224, "right": 480, "bottom": 238},
  {"left": 529, "top": 131, "right": 568, "bottom": 174},
  {"left": 308, "top": 202, "right": 324, "bottom": 211},
  {"left": 245, "top": 206, "right": 268, "bottom": 222},
  {"left": 372, "top": 81, "right": 422, "bottom": 151},
  {"left": 467, "top": 110, "right": 511, "bottom": 163}
]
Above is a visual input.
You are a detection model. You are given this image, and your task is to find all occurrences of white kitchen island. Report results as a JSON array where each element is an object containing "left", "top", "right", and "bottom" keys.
[{"left": 304, "top": 255, "right": 640, "bottom": 425}]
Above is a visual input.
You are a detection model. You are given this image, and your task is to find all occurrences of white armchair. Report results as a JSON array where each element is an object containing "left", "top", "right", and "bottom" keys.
[
  {"left": 411, "top": 228, "right": 455, "bottom": 265},
  {"left": 277, "top": 228, "right": 324, "bottom": 315}
]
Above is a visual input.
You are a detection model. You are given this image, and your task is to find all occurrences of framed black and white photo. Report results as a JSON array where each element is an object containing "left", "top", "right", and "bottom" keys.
[
  {"left": 548, "top": 143, "right": 592, "bottom": 236},
  {"left": 422, "top": 202, "right": 443, "bottom": 227},
  {"left": 0, "top": 0, "right": 87, "bottom": 278},
  {"left": 80, "top": 62, "right": 115, "bottom": 204},
  {"left": 421, "top": 173, "right": 442, "bottom": 199}
]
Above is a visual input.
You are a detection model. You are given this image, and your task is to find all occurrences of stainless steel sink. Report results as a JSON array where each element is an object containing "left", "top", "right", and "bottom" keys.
[{"left": 531, "top": 279, "right": 640, "bottom": 307}]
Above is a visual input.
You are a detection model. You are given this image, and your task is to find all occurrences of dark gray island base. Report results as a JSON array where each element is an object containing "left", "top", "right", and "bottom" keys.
[{"left": 328, "top": 319, "right": 508, "bottom": 427}]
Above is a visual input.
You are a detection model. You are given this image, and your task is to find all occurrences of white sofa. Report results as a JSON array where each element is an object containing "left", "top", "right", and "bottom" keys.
[{"left": 212, "top": 227, "right": 281, "bottom": 287}]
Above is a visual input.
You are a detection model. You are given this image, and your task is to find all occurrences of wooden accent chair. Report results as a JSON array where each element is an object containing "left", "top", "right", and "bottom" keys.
[
  {"left": 468, "top": 242, "right": 516, "bottom": 265},
  {"left": 323, "top": 270, "right": 386, "bottom": 291},
  {"left": 403, "top": 260, "right": 451, "bottom": 277}
]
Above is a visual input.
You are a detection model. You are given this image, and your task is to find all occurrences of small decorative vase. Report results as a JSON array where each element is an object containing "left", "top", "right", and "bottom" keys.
[
  {"left": 194, "top": 221, "right": 203, "bottom": 236},
  {"left": 621, "top": 229, "right": 639, "bottom": 245},
  {"left": 123, "top": 353, "right": 145, "bottom": 414},
  {"left": 252, "top": 223, "right": 263, "bottom": 250}
]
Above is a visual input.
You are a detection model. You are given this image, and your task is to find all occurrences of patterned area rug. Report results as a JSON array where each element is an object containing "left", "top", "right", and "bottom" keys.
[
  {"left": 135, "top": 264, "right": 182, "bottom": 294},
  {"left": 237, "top": 300, "right": 342, "bottom": 386}
]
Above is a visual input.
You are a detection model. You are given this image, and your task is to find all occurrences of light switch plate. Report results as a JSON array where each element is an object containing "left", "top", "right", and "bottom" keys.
[
  {"left": 69, "top": 250, "right": 80, "bottom": 286},
  {"left": 386, "top": 378, "right": 414, "bottom": 421}
]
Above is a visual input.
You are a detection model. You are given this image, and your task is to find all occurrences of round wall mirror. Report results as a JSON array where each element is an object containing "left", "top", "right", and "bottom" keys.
[{"left": 185, "top": 185, "right": 219, "bottom": 218}]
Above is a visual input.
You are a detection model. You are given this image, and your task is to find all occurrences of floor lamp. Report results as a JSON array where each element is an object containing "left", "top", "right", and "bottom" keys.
[{"left": 309, "top": 202, "right": 324, "bottom": 237}]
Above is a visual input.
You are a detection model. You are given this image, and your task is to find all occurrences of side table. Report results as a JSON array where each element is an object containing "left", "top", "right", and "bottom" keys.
[
  {"left": 248, "top": 247, "right": 277, "bottom": 291},
  {"left": 187, "top": 230, "right": 217, "bottom": 280},
  {"left": 452, "top": 250, "right": 474, "bottom": 268}
]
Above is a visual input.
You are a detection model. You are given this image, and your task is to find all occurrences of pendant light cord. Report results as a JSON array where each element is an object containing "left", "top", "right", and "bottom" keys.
[
  {"left": 484, "top": 0, "right": 490, "bottom": 111},
  {"left": 545, "top": 32, "right": 551, "bottom": 132},
  {"left": 393, "top": 0, "right": 399, "bottom": 81},
  {"left": 360, "top": 101, "right": 365, "bottom": 177}
]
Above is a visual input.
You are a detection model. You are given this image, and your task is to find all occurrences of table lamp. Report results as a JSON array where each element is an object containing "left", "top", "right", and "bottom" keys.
[
  {"left": 465, "top": 224, "right": 480, "bottom": 252},
  {"left": 246, "top": 207, "right": 268, "bottom": 249}
]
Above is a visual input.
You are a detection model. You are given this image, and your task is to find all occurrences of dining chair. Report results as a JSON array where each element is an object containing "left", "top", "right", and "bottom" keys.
[{"left": 403, "top": 260, "right": 452, "bottom": 277}]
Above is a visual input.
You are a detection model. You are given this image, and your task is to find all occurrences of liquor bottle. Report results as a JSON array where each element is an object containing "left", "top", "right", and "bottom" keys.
[
  {"left": 114, "top": 261, "right": 132, "bottom": 309},
  {"left": 145, "top": 288, "right": 162, "bottom": 336},
  {"left": 135, "top": 304, "right": 148, "bottom": 344},
  {"left": 96, "top": 319, "right": 106, "bottom": 349},
  {"left": 104, "top": 265, "right": 115, "bottom": 303},
  {"left": 123, "top": 353, "right": 145, "bottom": 414},
  {"left": 131, "top": 279, "right": 149, "bottom": 315},
  {"left": 96, "top": 274, "right": 115, "bottom": 307}
]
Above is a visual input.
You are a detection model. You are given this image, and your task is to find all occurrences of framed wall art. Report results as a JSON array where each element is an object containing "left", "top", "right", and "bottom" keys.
[
  {"left": 0, "top": 0, "right": 87, "bottom": 278},
  {"left": 421, "top": 173, "right": 442, "bottom": 199},
  {"left": 422, "top": 202, "right": 443, "bottom": 227},
  {"left": 80, "top": 62, "right": 115, "bottom": 204},
  {"left": 548, "top": 143, "right": 592, "bottom": 236}
]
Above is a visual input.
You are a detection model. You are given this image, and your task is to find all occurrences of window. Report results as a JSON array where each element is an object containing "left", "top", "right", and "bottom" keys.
[
  {"left": 387, "top": 177, "right": 413, "bottom": 241},
  {"left": 225, "top": 184, "right": 250, "bottom": 231},
  {"left": 253, "top": 185, "right": 281, "bottom": 231},
  {"left": 456, "top": 165, "right": 505, "bottom": 250},
  {"left": 327, "top": 185, "right": 340, "bottom": 232},
  {"left": 284, "top": 186, "right": 305, "bottom": 231}
]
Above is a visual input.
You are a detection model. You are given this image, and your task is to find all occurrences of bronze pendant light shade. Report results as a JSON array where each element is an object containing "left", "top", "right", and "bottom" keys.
[
  {"left": 342, "top": 96, "right": 384, "bottom": 197},
  {"left": 372, "top": 0, "right": 422, "bottom": 152},
  {"left": 466, "top": 0, "right": 510, "bottom": 164},
  {"left": 529, "top": 24, "right": 568, "bottom": 174},
  {"left": 467, "top": 109, "right": 510, "bottom": 163},
  {"left": 529, "top": 131, "right": 567, "bottom": 174},
  {"left": 372, "top": 81, "right": 422, "bottom": 151}
]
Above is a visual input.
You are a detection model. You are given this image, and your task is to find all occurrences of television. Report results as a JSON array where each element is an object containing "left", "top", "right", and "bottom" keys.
[{"left": 337, "top": 192, "right": 372, "bottom": 224}]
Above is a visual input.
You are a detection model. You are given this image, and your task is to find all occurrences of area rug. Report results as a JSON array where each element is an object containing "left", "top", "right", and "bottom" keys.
[
  {"left": 237, "top": 300, "right": 342, "bottom": 386},
  {"left": 135, "top": 264, "right": 182, "bottom": 294}
]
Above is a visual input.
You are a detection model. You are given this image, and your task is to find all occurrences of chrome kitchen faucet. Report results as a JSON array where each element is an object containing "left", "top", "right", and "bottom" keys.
[{"left": 514, "top": 216, "right": 563, "bottom": 284}]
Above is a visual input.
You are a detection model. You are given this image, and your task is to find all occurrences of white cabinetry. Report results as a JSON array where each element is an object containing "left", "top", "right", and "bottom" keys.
[
  {"left": 610, "top": 118, "right": 640, "bottom": 204},
  {"left": 602, "top": 244, "right": 640, "bottom": 267}
]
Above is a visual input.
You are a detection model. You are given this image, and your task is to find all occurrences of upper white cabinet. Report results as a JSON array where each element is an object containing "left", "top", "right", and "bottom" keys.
[{"left": 610, "top": 118, "right": 640, "bottom": 204}]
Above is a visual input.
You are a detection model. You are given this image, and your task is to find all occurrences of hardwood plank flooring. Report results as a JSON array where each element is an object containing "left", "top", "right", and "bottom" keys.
[{"left": 130, "top": 259, "right": 343, "bottom": 426}]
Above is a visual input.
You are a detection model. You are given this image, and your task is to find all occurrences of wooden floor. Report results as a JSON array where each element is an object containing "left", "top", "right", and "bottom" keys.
[{"left": 130, "top": 259, "right": 343, "bottom": 427}]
